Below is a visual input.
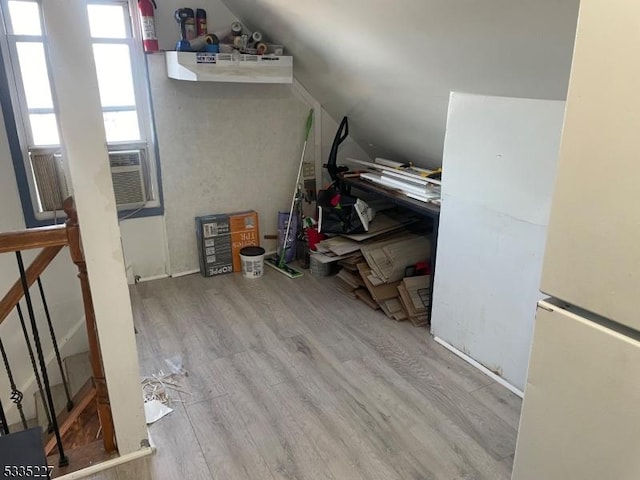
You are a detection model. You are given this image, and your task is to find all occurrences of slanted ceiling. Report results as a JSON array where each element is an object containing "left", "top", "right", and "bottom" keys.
[{"left": 220, "top": 0, "right": 580, "bottom": 168}]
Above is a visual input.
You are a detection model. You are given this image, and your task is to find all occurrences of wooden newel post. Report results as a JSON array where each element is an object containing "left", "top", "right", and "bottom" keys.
[{"left": 63, "top": 197, "right": 117, "bottom": 453}]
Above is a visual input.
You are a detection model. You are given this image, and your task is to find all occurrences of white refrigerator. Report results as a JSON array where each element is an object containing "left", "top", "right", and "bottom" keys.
[{"left": 511, "top": 1, "right": 640, "bottom": 479}]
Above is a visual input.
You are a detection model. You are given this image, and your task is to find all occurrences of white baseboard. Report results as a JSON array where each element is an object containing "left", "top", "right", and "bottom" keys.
[
  {"left": 170, "top": 269, "right": 199, "bottom": 278},
  {"left": 433, "top": 336, "right": 524, "bottom": 398},
  {"left": 137, "top": 273, "right": 169, "bottom": 283},
  {"left": 170, "top": 254, "right": 276, "bottom": 280},
  {"left": 55, "top": 446, "right": 155, "bottom": 479}
]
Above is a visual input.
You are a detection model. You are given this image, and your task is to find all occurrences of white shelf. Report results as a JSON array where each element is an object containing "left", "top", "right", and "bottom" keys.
[{"left": 165, "top": 51, "right": 293, "bottom": 84}]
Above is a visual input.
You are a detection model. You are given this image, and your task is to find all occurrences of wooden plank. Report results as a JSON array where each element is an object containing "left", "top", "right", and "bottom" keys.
[
  {"left": 0, "top": 245, "right": 64, "bottom": 325},
  {"left": 49, "top": 439, "right": 117, "bottom": 478},
  {"left": 44, "top": 380, "right": 96, "bottom": 455},
  {"left": 470, "top": 382, "right": 523, "bottom": 430},
  {"left": 186, "top": 392, "right": 275, "bottom": 480},
  {"left": 0, "top": 224, "right": 67, "bottom": 254},
  {"left": 347, "top": 158, "right": 442, "bottom": 186}
]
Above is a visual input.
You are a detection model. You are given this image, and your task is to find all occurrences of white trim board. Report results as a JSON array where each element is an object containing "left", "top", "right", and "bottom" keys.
[
  {"left": 292, "top": 79, "right": 323, "bottom": 194},
  {"left": 55, "top": 446, "right": 154, "bottom": 480},
  {"left": 170, "top": 269, "right": 200, "bottom": 278},
  {"left": 434, "top": 336, "right": 524, "bottom": 398},
  {"left": 138, "top": 273, "right": 169, "bottom": 283}
]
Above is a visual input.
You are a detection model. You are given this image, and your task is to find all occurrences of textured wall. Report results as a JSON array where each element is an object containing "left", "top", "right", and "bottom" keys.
[
  {"left": 148, "top": 53, "right": 315, "bottom": 274},
  {"left": 219, "top": 0, "right": 580, "bottom": 168}
]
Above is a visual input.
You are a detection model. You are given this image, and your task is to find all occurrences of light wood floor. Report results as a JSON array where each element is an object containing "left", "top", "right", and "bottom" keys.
[{"left": 91, "top": 270, "right": 521, "bottom": 480}]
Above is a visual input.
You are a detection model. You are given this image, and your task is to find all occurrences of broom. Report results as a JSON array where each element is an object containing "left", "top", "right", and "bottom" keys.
[{"left": 265, "top": 109, "right": 314, "bottom": 278}]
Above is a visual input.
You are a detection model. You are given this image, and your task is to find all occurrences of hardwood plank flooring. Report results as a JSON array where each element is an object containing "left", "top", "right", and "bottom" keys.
[{"left": 95, "top": 270, "right": 521, "bottom": 480}]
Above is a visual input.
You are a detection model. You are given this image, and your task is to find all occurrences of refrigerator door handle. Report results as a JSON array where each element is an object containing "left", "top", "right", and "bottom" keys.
[{"left": 537, "top": 299, "right": 556, "bottom": 313}]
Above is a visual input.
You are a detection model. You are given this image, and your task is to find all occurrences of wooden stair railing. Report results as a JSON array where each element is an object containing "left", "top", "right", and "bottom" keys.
[
  {"left": 62, "top": 197, "right": 116, "bottom": 454},
  {"left": 0, "top": 245, "right": 64, "bottom": 325},
  {"left": 0, "top": 197, "right": 116, "bottom": 458}
]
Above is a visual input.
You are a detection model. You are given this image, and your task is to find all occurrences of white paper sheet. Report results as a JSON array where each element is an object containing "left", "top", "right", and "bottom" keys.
[{"left": 144, "top": 400, "right": 173, "bottom": 425}]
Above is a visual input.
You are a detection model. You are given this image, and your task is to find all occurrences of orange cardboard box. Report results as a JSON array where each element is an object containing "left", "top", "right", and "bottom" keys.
[
  {"left": 229, "top": 211, "right": 260, "bottom": 272},
  {"left": 196, "top": 210, "right": 260, "bottom": 277}
]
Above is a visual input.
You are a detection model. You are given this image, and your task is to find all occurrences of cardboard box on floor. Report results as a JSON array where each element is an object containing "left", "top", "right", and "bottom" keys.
[
  {"left": 196, "top": 211, "right": 260, "bottom": 277},
  {"left": 397, "top": 275, "right": 430, "bottom": 326},
  {"left": 356, "top": 263, "right": 401, "bottom": 302}
]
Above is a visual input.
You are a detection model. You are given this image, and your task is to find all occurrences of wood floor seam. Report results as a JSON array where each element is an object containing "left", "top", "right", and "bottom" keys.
[{"left": 109, "top": 273, "right": 523, "bottom": 480}]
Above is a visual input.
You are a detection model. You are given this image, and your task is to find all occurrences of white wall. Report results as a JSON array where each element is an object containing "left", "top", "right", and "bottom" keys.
[
  {"left": 431, "top": 92, "right": 565, "bottom": 390},
  {"left": 119, "top": 216, "right": 168, "bottom": 281},
  {"left": 217, "top": 0, "right": 580, "bottom": 168},
  {"left": 148, "top": 53, "right": 319, "bottom": 274}
]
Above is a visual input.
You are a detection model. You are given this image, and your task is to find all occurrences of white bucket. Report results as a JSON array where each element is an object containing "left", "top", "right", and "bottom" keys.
[{"left": 239, "top": 246, "right": 266, "bottom": 278}]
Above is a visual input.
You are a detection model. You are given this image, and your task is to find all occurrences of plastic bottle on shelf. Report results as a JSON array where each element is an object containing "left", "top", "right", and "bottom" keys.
[
  {"left": 196, "top": 9, "right": 207, "bottom": 37},
  {"left": 184, "top": 8, "right": 196, "bottom": 41}
]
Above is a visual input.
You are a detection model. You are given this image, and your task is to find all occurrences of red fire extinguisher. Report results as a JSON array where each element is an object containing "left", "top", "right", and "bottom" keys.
[{"left": 138, "top": 0, "right": 159, "bottom": 53}]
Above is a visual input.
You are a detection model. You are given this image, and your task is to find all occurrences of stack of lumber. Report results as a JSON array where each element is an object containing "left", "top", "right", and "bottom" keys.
[{"left": 348, "top": 158, "right": 441, "bottom": 204}]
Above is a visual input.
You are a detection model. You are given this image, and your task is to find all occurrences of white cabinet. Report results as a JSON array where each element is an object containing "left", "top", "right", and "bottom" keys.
[
  {"left": 512, "top": 301, "right": 640, "bottom": 480},
  {"left": 540, "top": 0, "right": 640, "bottom": 330}
]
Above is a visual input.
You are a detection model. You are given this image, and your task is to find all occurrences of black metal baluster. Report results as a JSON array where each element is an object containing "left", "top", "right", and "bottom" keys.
[
  {"left": 37, "top": 278, "right": 73, "bottom": 411},
  {"left": 0, "top": 396, "right": 8, "bottom": 435},
  {"left": 16, "top": 303, "right": 54, "bottom": 433},
  {"left": 15, "top": 251, "right": 68, "bottom": 467},
  {"left": 0, "top": 337, "right": 27, "bottom": 429}
]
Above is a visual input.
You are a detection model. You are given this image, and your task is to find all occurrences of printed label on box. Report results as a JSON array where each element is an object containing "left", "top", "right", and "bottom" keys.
[
  {"left": 208, "top": 264, "right": 232, "bottom": 276},
  {"left": 196, "top": 211, "right": 260, "bottom": 276}
]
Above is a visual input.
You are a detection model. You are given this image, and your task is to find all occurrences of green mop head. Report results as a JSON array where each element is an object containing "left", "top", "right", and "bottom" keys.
[{"left": 264, "top": 255, "right": 303, "bottom": 279}]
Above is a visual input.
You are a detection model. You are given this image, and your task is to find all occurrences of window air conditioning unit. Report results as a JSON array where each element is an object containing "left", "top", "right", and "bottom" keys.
[
  {"left": 30, "top": 148, "right": 148, "bottom": 213},
  {"left": 30, "top": 149, "right": 68, "bottom": 212},
  {"left": 109, "top": 150, "right": 148, "bottom": 210}
]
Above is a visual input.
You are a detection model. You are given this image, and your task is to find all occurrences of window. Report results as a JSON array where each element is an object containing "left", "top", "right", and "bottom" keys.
[{"left": 0, "top": 0, "right": 162, "bottom": 225}]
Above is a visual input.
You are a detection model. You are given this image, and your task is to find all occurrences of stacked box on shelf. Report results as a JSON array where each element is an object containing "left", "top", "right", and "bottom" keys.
[{"left": 196, "top": 211, "right": 260, "bottom": 277}]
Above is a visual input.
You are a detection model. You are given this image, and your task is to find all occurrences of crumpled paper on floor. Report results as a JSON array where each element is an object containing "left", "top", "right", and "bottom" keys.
[{"left": 144, "top": 399, "right": 173, "bottom": 425}]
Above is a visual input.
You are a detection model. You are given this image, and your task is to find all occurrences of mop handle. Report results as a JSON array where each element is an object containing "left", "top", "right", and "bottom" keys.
[{"left": 280, "top": 109, "right": 314, "bottom": 265}]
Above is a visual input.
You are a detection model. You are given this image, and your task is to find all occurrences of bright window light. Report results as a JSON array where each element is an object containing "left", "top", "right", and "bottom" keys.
[
  {"left": 16, "top": 42, "right": 54, "bottom": 109},
  {"left": 87, "top": 4, "right": 126, "bottom": 39},
  {"left": 92, "top": 44, "right": 136, "bottom": 107},
  {"left": 7, "top": 1, "right": 41, "bottom": 35},
  {"left": 29, "top": 114, "right": 59, "bottom": 145},
  {"left": 103, "top": 111, "right": 141, "bottom": 142},
  {"left": 1, "top": 0, "right": 160, "bottom": 219}
]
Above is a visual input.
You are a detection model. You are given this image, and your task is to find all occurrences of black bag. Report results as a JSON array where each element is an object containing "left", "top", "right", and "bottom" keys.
[{"left": 317, "top": 187, "right": 367, "bottom": 234}]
